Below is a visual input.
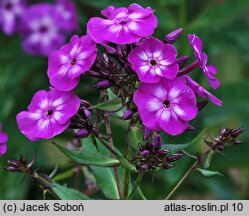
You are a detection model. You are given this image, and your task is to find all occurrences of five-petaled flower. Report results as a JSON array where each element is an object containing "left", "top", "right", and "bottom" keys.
[
  {"left": 87, "top": 3, "right": 157, "bottom": 44},
  {"left": 16, "top": 89, "right": 81, "bottom": 141},
  {"left": 134, "top": 78, "right": 198, "bottom": 135},
  {"left": 0, "top": 124, "right": 8, "bottom": 157},
  {"left": 188, "top": 34, "right": 220, "bottom": 89},
  {"left": 48, "top": 35, "right": 97, "bottom": 91},
  {"left": 0, "top": 0, "right": 26, "bottom": 35},
  {"left": 19, "top": 3, "right": 66, "bottom": 56},
  {"left": 128, "top": 37, "right": 179, "bottom": 83}
]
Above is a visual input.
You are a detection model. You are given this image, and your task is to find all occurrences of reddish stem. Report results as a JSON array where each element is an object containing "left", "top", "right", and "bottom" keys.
[{"left": 177, "top": 60, "right": 200, "bottom": 76}]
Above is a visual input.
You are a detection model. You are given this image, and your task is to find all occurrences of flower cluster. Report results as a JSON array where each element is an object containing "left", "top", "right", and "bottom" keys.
[
  {"left": 17, "top": 3, "right": 222, "bottom": 142},
  {"left": 0, "top": 0, "right": 78, "bottom": 56},
  {"left": 133, "top": 134, "right": 183, "bottom": 171},
  {"left": 0, "top": 124, "right": 8, "bottom": 157}
]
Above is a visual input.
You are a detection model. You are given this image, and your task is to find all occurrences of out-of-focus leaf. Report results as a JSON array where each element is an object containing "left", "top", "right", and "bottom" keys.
[
  {"left": 52, "top": 183, "right": 90, "bottom": 200},
  {"left": 53, "top": 142, "right": 120, "bottom": 167},
  {"left": 91, "top": 166, "right": 119, "bottom": 199},
  {"left": 127, "top": 127, "right": 143, "bottom": 149},
  {"left": 197, "top": 168, "right": 223, "bottom": 178}
]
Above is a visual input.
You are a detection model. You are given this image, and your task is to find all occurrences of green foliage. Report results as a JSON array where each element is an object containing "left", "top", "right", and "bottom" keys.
[
  {"left": 53, "top": 142, "right": 120, "bottom": 167},
  {"left": 52, "top": 183, "right": 90, "bottom": 200}
]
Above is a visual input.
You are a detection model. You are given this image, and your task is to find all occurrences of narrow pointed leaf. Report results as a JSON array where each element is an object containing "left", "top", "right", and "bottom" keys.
[
  {"left": 197, "top": 168, "right": 223, "bottom": 178},
  {"left": 53, "top": 142, "right": 120, "bottom": 167},
  {"left": 52, "top": 183, "right": 90, "bottom": 200},
  {"left": 91, "top": 97, "right": 123, "bottom": 112}
]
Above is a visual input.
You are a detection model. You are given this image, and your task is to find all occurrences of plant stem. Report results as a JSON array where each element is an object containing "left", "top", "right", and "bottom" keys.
[
  {"left": 165, "top": 160, "right": 198, "bottom": 200},
  {"left": 128, "top": 172, "right": 145, "bottom": 200},
  {"left": 123, "top": 140, "right": 132, "bottom": 199},
  {"left": 104, "top": 114, "right": 122, "bottom": 199},
  {"left": 177, "top": 60, "right": 200, "bottom": 76}
]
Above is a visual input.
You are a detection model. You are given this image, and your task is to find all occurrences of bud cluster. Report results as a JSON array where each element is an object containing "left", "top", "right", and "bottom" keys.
[
  {"left": 205, "top": 127, "right": 244, "bottom": 150},
  {"left": 133, "top": 134, "right": 183, "bottom": 172}
]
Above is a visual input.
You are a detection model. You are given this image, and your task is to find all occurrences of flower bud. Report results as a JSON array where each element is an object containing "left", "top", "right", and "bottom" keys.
[
  {"left": 166, "top": 153, "right": 183, "bottom": 162},
  {"left": 231, "top": 128, "right": 245, "bottom": 137},
  {"left": 152, "top": 134, "right": 163, "bottom": 149},
  {"left": 140, "top": 163, "right": 149, "bottom": 171},
  {"left": 122, "top": 109, "right": 134, "bottom": 120},
  {"left": 164, "top": 28, "right": 183, "bottom": 44},
  {"left": 143, "top": 126, "right": 151, "bottom": 140},
  {"left": 141, "top": 150, "right": 150, "bottom": 158},
  {"left": 92, "top": 80, "right": 111, "bottom": 90},
  {"left": 176, "top": 56, "right": 189, "bottom": 69},
  {"left": 75, "top": 129, "right": 89, "bottom": 138},
  {"left": 101, "top": 44, "right": 116, "bottom": 54}
]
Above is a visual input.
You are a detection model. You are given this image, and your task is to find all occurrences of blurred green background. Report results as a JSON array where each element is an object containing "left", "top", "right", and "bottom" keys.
[{"left": 1, "top": 0, "right": 249, "bottom": 200}]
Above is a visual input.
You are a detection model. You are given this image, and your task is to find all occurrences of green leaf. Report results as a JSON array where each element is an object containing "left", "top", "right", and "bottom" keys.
[
  {"left": 53, "top": 142, "right": 120, "bottom": 167},
  {"left": 91, "top": 167, "right": 119, "bottom": 199},
  {"left": 127, "top": 127, "right": 143, "bottom": 149},
  {"left": 52, "top": 183, "right": 90, "bottom": 200},
  {"left": 197, "top": 169, "right": 223, "bottom": 178},
  {"left": 91, "top": 97, "right": 123, "bottom": 112},
  {"left": 116, "top": 154, "right": 137, "bottom": 173},
  {"left": 202, "top": 150, "right": 214, "bottom": 169},
  {"left": 162, "top": 126, "right": 211, "bottom": 154}
]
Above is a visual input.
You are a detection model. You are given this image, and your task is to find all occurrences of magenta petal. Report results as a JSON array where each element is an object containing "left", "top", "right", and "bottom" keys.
[
  {"left": 49, "top": 72, "right": 80, "bottom": 92},
  {"left": 0, "top": 143, "right": 7, "bottom": 156},
  {"left": 159, "top": 63, "right": 179, "bottom": 80},
  {"left": 134, "top": 90, "right": 162, "bottom": 131},
  {"left": 158, "top": 109, "right": 188, "bottom": 136},
  {"left": 188, "top": 34, "right": 202, "bottom": 53},
  {"left": 28, "top": 90, "right": 49, "bottom": 111},
  {"left": 50, "top": 90, "right": 81, "bottom": 125},
  {"left": 171, "top": 90, "right": 198, "bottom": 121}
]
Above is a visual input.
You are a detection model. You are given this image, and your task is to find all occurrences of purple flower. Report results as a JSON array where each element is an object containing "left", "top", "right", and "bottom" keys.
[
  {"left": 185, "top": 75, "right": 222, "bottom": 106},
  {"left": 0, "top": 0, "right": 26, "bottom": 35},
  {"left": 134, "top": 78, "right": 198, "bottom": 136},
  {"left": 48, "top": 35, "right": 97, "bottom": 91},
  {"left": 128, "top": 37, "right": 179, "bottom": 83},
  {"left": 188, "top": 34, "right": 220, "bottom": 89},
  {"left": 0, "top": 124, "right": 8, "bottom": 156},
  {"left": 87, "top": 3, "right": 157, "bottom": 44},
  {"left": 54, "top": 0, "right": 79, "bottom": 34},
  {"left": 16, "top": 89, "right": 81, "bottom": 141},
  {"left": 20, "top": 3, "right": 66, "bottom": 56}
]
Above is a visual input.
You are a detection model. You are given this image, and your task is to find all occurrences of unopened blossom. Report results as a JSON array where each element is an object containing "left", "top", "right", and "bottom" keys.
[
  {"left": 48, "top": 35, "right": 97, "bottom": 91},
  {"left": 134, "top": 78, "right": 198, "bottom": 135},
  {"left": 0, "top": 0, "right": 26, "bottom": 35},
  {"left": 87, "top": 3, "right": 157, "bottom": 44},
  {"left": 128, "top": 37, "right": 179, "bottom": 83},
  {"left": 0, "top": 124, "right": 8, "bottom": 156},
  {"left": 20, "top": 3, "right": 66, "bottom": 56},
  {"left": 54, "top": 0, "right": 78, "bottom": 34},
  {"left": 188, "top": 34, "right": 220, "bottom": 89},
  {"left": 185, "top": 75, "right": 222, "bottom": 106},
  {"left": 16, "top": 89, "right": 81, "bottom": 141}
]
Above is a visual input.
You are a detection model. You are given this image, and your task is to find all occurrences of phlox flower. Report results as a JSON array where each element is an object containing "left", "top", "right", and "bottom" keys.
[
  {"left": 0, "top": 0, "right": 26, "bottom": 35},
  {"left": 0, "top": 124, "right": 8, "bottom": 156},
  {"left": 188, "top": 34, "right": 220, "bottom": 89},
  {"left": 48, "top": 35, "right": 97, "bottom": 91},
  {"left": 128, "top": 37, "right": 179, "bottom": 83},
  {"left": 134, "top": 78, "right": 198, "bottom": 135},
  {"left": 87, "top": 3, "right": 157, "bottom": 44},
  {"left": 16, "top": 89, "right": 81, "bottom": 141},
  {"left": 20, "top": 3, "right": 66, "bottom": 56}
]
